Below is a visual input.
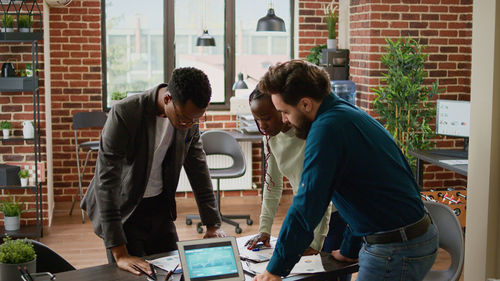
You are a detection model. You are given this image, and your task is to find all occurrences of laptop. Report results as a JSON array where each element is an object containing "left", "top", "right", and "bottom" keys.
[{"left": 177, "top": 237, "right": 245, "bottom": 281}]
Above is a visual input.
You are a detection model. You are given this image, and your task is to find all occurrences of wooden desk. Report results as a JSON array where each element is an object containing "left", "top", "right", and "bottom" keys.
[
  {"left": 53, "top": 251, "right": 358, "bottom": 281},
  {"left": 408, "top": 150, "right": 468, "bottom": 187}
]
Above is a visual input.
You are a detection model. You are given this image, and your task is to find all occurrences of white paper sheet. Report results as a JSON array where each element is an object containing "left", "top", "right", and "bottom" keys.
[
  {"left": 439, "top": 159, "right": 468, "bottom": 165},
  {"left": 147, "top": 255, "right": 181, "bottom": 272},
  {"left": 236, "top": 234, "right": 277, "bottom": 262},
  {"left": 246, "top": 254, "right": 325, "bottom": 275}
]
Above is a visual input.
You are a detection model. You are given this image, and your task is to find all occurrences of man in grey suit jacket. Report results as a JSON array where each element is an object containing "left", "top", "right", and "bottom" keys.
[{"left": 81, "top": 67, "right": 224, "bottom": 276}]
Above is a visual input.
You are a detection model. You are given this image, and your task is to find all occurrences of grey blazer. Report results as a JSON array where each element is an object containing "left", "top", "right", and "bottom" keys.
[{"left": 81, "top": 84, "right": 221, "bottom": 249}]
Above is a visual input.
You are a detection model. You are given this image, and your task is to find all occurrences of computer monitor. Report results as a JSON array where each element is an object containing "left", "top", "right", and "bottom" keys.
[
  {"left": 434, "top": 99, "right": 471, "bottom": 158},
  {"left": 436, "top": 99, "right": 470, "bottom": 138}
]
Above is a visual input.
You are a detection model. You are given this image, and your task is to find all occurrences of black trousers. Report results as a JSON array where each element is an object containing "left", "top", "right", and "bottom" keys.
[{"left": 106, "top": 192, "right": 178, "bottom": 263}]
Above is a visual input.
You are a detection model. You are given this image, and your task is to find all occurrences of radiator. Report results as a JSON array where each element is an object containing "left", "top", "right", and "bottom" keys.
[{"left": 176, "top": 141, "right": 253, "bottom": 192}]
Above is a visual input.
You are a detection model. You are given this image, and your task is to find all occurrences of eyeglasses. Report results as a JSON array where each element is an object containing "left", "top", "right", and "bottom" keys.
[{"left": 172, "top": 101, "right": 206, "bottom": 126}]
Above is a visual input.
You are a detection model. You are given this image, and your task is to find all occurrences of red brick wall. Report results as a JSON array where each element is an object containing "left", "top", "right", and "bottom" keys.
[
  {"left": 48, "top": 0, "right": 103, "bottom": 202},
  {"left": 298, "top": 0, "right": 472, "bottom": 190},
  {"left": 298, "top": 0, "right": 339, "bottom": 59}
]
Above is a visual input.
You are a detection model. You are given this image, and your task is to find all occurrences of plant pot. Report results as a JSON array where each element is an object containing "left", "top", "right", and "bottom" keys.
[
  {"left": 20, "top": 177, "right": 28, "bottom": 186},
  {"left": 4, "top": 215, "right": 20, "bottom": 231},
  {"left": 327, "top": 39, "right": 337, "bottom": 51},
  {"left": 2, "top": 129, "right": 9, "bottom": 139},
  {"left": 0, "top": 27, "right": 14, "bottom": 32},
  {"left": 0, "top": 258, "right": 36, "bottom": 281},
  {"left": 18, "top": 27, "right": 30, "bottom": 32}
]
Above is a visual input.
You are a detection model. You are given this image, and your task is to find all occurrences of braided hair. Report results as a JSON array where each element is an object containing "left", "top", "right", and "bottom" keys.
[{"left": 249, "top": 88, "right": 276, "bottom": 191}]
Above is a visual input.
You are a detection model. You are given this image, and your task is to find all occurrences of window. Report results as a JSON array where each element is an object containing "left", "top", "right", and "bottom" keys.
[{"left": 102, "top": 0, "right": 293, "bottom": 110}]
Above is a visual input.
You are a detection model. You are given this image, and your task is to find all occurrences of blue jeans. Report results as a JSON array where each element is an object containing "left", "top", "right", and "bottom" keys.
[{"left": 356, "top": 223, "right": 438, "bottom": 281}]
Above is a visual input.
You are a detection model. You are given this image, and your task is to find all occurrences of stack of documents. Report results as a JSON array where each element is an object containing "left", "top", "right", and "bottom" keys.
[{"left": 237, "top": 234, "right": 326, "bottom": 276}]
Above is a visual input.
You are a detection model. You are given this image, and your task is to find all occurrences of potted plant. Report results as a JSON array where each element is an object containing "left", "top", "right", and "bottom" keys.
[
  {"left": 0, "top": 196, "right": 24, "bottom": 231},
  {"left": 18, "top": 170, "right": 29, "bottom": 186},
  {"left": 0, "top": 236, "right": 36, "bottom": 281},
  {"left": 0, "top": 121, "right": 12, "bottom": 139},
  {"left": 0, "top": 14, "right": 14, "bottom": 32},
  {"left": 323, "top": 1, "right": 338, "bottom": 50},
  {"left": 17, "top": 15, "right": 31, "bottom": 32},
  {"left": 306, "top": 44, "right": 327, "bottom": 66},
  {"left": 372, "top": 38, "right": 442, "bottom": 170}
]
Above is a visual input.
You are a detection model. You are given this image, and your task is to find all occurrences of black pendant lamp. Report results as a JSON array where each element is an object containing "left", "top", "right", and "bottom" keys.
[
  {"left": 256, "top": 1, "right": 286, "bottom": 32},
  {"left": 232, "top": 72, "right": 248, "bottom": 90},
  {"left": 196, "top": 0, "right": 216, "bottom": 47},
  {"left": 196, "top": 30, "right": 216, "bottom": 46}
]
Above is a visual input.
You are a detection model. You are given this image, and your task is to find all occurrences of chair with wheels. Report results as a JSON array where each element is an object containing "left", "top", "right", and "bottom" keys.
[
  {"left": 69, "top": 111, "right": 107, "bottom": 223},
  {"left": 423, "top": 201, "right": 464, "bottom": 281},
  {"left": 186, "top": 130, "right": 253, "bottom": 234},
  {"left": 27, "top": 239, "right": 75, "bottom": 276}
]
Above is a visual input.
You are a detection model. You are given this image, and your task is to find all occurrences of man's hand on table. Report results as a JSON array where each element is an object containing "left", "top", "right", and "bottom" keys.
[
  {"left": 253, "top": 270, "right": 281, "bottom": 281},
  {"left": 204, "top": 226, "right": 226, "bottom": 238},
  {"left": 111, "top": 245, "right": 153, "bottom": 276},
  {"left": 331, "top": 249, "right": 358, "bottom": 263}
]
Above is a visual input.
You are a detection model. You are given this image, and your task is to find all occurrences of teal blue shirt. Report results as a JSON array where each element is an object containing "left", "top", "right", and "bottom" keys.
[{"left": 266, "top": 94, "right": 424, "bottom": 276}]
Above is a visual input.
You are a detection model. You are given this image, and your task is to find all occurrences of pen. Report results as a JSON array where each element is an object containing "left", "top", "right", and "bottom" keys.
[
  {"left": 165, "top": 264, "right": 179, "bottom": 281},
  {"left": 150, "top": 263, "right": 157, "bottom": 280},
  {"left": 132, "top": 264, "right": 157, "bottom": 280}
]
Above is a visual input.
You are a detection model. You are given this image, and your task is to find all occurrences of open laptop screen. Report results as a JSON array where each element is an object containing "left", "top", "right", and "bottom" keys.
[{"left": 178, "top": 237, "right": 244, "bottom": 281}]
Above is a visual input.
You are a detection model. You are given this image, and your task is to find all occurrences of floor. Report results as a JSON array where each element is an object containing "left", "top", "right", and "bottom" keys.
[{"left": 41, "top": 195, "right": 462, "bottom": 280}]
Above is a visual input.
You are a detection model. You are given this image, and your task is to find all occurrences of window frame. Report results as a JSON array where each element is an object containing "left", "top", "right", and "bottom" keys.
[{"left": 101, "top": 0, "right": 294, "bottom": 111}]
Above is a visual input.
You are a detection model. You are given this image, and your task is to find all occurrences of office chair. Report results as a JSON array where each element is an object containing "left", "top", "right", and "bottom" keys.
[
  {"left": 186, "top": 130, "right": 253, "bottom": 234},
  {"left": 69, "top": 111, "right": 108, "bottom": 223},
  {"left": 27, "top": 239, "right": 76, "bottom": 273},
  {"left": 423, "top": 201, "right": 464, "bottom": 281}
]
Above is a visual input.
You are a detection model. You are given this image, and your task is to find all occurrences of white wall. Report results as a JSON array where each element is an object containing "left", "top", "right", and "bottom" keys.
[{"left": 465, "top": 1, "right": 500, "bottom": 279}]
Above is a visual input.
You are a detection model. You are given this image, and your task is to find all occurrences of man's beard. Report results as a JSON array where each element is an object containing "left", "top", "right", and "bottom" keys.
[{"left": 292, "top": 113, "right": 312, "bottom": 140}]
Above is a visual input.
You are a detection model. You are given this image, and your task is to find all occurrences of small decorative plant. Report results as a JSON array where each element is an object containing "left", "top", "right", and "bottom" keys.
[
  {"left": 18, "top": 170, "right": 29, "bottom": 179},
  {"left": 305, "top": 44, "right": 326, "bottom": 66},
  {"left": 323, "top": 1, "right": 338, "bottom": 40},
  {"left": 0, "top": 15, "right": 14, "bottom": 29},
  {"left": 0, "top": 121, "right": 12, "bottom": 130},
  {"left": 0, "top": 196, "right": 24, "bottom": 217},
  {"left": 17, "top": 15, "right": 31, "bottom": 32},
  {"left": 0, "top": 236, "right": 36, "bottom": 264},
  {"left": 372, "top": 38, "right": 441, "bottom": 169}
]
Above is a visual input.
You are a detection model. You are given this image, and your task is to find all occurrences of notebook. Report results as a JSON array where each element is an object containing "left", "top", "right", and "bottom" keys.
[{"left": 177, "top": 237, "right": 245, "bottom": 281}]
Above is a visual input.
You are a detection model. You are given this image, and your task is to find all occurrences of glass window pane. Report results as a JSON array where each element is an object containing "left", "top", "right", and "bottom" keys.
[
  {"left": 235, "top": 0, "right": 291, "bottom": 95},
  {"left": 175, "top": 0, "right": 225, "bottom": 104},
  {"left": 105, "top": 0, "right": 164, "bottom": 107}
]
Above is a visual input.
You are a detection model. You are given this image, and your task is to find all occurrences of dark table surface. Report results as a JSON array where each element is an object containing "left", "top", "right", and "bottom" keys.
[
  {"left": 408, "top": 150, "right": 468, "bottom": 176},
  {"left": 53, "top": 251, "right": 358, "bottom": 281}
]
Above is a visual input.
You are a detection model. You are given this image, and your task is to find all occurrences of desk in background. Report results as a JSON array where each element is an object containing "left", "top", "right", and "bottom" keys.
[
  {"left": 53, "top": 251, "right": 358, "bottom": 281},
  {"left": 409, "top": 150, "right": 468, "bottom": 227},
  {"left": 408, "top": 150, "right": 468, "bottom": 188}
]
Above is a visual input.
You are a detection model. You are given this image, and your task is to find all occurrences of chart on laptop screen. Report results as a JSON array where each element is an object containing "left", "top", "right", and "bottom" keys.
[{"left": 185, "top": 245, "right": 239, "bottom": 279}]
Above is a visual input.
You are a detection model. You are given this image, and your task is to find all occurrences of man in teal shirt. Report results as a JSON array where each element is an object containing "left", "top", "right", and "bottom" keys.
[{"left": 253, "top": 60, "right": 438, "bottom": 281}]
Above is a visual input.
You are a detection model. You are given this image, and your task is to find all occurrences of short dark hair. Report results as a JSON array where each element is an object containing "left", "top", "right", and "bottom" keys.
[
  {"left": 258, "top": 60, "right": 331, "bottom": 105},
  {"left": 168, "top": 67, "right": 212, "bottom": 108}
]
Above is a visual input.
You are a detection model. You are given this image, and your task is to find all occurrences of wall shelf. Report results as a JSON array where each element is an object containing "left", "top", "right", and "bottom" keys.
[{"left": 0, "top": 76, "right": 38, "bottom": 91}]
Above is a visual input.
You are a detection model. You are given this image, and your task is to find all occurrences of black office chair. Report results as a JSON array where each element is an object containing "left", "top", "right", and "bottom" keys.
[
  {"left": 27, "top": 239, "right": 76, "bottom": 274},
  {"left": 69, "top": 111, "right": 108, "bottom": 223},
  {"left": 186, "top": 130, "right": 253, "bottom": 234}
]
